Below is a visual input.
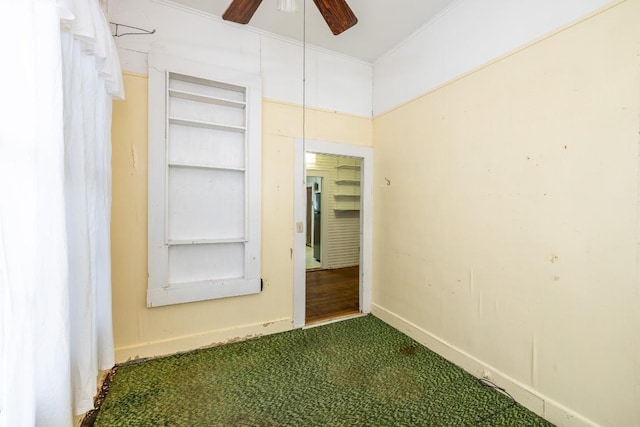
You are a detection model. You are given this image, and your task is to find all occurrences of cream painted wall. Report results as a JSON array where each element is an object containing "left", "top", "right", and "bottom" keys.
[
  {"left": 111, "top": 73, "right": 371, "bottom": 362},
  {"left": 373, "top": 1, "right": 640, "bottom": 426}
]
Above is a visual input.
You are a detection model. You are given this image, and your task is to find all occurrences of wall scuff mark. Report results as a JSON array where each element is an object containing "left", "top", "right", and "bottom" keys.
[{"left": 130, "top": 144, "right": 137, "bottom": 172}]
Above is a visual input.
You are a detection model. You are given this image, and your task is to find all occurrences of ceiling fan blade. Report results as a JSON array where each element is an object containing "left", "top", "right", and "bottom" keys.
[
  {"left": 313, "top": 0, "right": 358, "bottom": 35},
  {"left": 222, "top": 0, "right": 263, "bottom": 25}
]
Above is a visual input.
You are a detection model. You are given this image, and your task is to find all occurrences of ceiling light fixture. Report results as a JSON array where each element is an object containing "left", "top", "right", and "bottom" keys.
[{"left": 278, "top": 0, "right": 298, "bottom": 13}]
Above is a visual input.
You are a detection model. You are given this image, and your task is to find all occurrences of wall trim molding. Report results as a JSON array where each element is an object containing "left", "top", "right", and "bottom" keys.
[
  {"left": 114, "top": 317, "right": 293, "bottom": 362},
  {"left": 372, "top": 304, "right": 602, "bottom": 427},
  {"left": 262, "top": 98, "right": 372, "bottom": 121},
  {"left": 120, "top": 70, "right": 148, "bottom": 78}
]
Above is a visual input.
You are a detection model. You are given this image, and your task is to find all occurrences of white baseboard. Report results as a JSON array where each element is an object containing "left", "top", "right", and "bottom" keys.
[
  {"left": 371, "top": 304, "right": 601, "bottom": 427},
  {"left": 114, "top": 317, "right": 293, "bottom": 362}
]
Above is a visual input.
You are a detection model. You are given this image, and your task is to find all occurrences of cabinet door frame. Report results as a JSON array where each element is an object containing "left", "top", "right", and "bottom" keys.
[{"left": 148, "top": 51, "right": 262, "bottom": 307}]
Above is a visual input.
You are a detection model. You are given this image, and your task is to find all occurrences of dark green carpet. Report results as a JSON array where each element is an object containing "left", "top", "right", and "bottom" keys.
[{"left": 95, "top": 315, "right": 554, "bottom": 426}]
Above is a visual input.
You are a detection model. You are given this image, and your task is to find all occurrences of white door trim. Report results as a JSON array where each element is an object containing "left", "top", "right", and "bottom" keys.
[{"left": 293, "top": 139, "right": 373, "bottom": 328}]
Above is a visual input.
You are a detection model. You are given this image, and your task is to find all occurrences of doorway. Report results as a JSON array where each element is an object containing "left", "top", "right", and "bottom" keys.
[
  {"left": 293, "top": 139, "right": 373, "bottom": 328},
  {"left": 305, "top": 155, "right": 361, "bottom": 323}
]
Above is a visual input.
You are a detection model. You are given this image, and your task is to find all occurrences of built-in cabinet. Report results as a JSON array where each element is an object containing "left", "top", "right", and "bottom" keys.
[
  {"left": 148, "top": 53, "right": 262, "bottom": 307},
  {"left": 334, "top": 158, "right": 361, "bottom": 211}
]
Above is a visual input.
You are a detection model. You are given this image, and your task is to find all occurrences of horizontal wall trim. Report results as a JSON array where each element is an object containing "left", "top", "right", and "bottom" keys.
[
  {"left": 114, "top": 317, "right": 293, "bottom": 363},
  {"left": 262, "top": 97, "right": 373, "bottom": 120},
  {"left": 121, "top": 70, "right": 148, "bottom": 79},
  {"left": 371, "top": 304, "right": 602, "bottom": 427},
  {"left": 373, "top": 0, "right": 627, "bottom": 119},
  {"left": 110, "top": 81, "right": 372, "bottom": 121}
]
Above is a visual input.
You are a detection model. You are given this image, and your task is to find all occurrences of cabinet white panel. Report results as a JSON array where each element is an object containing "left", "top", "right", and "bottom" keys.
[
  {"left": 169, "top": 124, "right": 244, "bottom": 169},
  {"left": 169, "top": 97, "right": 245, "bottom": 127},
  {"left": 169, "top": 243, "right": 244, "bottom": 284},
  {"left": 169, "top": 75, "right": 246, "bottom": 102},
  {"left": 168, "top": 167, "right": 245, "bottom": 240}
]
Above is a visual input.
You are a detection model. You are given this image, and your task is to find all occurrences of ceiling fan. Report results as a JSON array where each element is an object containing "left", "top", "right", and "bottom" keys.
[{"left": 222, "top": 0, "right": 358, "bottom": 35}]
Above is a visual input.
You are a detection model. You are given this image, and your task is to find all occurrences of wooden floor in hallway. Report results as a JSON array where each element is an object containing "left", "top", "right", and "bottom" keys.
[{"left": 306, "top": 265, "right": 359, "bottom": 324}]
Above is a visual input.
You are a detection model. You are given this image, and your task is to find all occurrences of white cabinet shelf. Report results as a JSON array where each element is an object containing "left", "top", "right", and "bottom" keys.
[
  {"left": 169, "top": 117, "right": 245, "bottom": 133},
  {"left": 167, "top": 238, "right": 247, "bottom": 246},
  {"left": 334, "top": 191, "right": 361, "bottom": 211},
  {"left": 169, "top": 89, "right": 246, "bottom": 109},
  {"left": 335, "top": 179, "right": 361, "bottom": 185},
  {"left": 168, "top": 162, "right": 245, "bottom": 172},
  {"left": 336, "top": 164, "right": 360, "bottom": 170}
]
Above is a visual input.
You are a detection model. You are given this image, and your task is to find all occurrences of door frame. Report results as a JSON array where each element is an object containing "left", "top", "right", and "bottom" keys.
[{"left": 293, "top": 139, "right": 373, "bottom": 328}]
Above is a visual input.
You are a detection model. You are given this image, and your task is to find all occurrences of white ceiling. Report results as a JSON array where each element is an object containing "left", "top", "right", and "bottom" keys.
[{"left": 169, "top": 0, "right": 459, "bottom": 63}]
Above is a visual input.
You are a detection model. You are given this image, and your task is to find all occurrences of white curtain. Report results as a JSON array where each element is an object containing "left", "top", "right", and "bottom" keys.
[{"left": 0, "top": 1, "right": 123, "bottom": 426}]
